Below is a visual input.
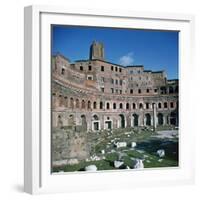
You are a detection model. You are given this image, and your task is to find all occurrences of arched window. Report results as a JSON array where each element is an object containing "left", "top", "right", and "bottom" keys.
[
  {"left": 93, "top": 101, "right": 97, "bottom": 109},
  {"left": 146, "top": 103, "right": 149, "bottom": 109},
  {"left": 88, "top": 101, "right": 91, "bottom": 109},
  {"left": 70, "top": 97, "right": 74, "bottom": 108},
  {"left": 139, "top": 103, "right": 143, "bottom": 109},
  {"left": 106, "top": 102, "right": 110, "bottom": 109},
  {"left": 100, "top": 101, "right": 103, "bottom": 109},
  {"left": 113, "top": 103, "right": 116, "bottom": 109},
  {"left": 81, "top": 100, "right": 85, "bottom": 109},
  {"left": 64, "top": 96, "right": 68, "bottom": 107},
  {"left": 59, "top": 94, "right": 63, "bottom": 106},
  {"left": 170, "top": 102, "right": 174, "bottom": 108},
  {"left": 93, "top": 115, "right": 99, "bottom": 120},
  {"left": 164, "top": 102, "right": 168, "bottom": 108},
  {"left": 119, "top": 103, "right": 123, "bottom": 109},
  {"left": 126, "top": 103, "right": 129, "bottom": 110},
  {"left": 130, "top": 89, "right": 133, "bottom": 94},
  {"left": 138, "top": 89, "right": 141, "bottom": 94},
  {"left": 132, "top": 103, "right": 136, "bottom": 109},
  {"left": 158, "top": 102, "right": 162, "bottom": 109},
  {"left": 75, "top": 99, "right": 79, "bottom": 108}
]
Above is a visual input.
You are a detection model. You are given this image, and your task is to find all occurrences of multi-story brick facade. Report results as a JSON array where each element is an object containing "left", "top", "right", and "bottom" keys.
[{"left": 52, "top": 41, "right": 178, "bottom": 133}]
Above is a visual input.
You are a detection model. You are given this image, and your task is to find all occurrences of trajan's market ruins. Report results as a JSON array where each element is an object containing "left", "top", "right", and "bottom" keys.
[{"left": 51, "top": 41, "right": 178, "bottom": 168}]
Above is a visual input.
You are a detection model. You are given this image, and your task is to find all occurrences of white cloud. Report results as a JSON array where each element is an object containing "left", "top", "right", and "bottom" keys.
[{"left": 119, "top": 52, "right": 134, "bottom": 66}]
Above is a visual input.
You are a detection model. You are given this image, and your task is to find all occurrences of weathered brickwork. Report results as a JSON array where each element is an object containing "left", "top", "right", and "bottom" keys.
[{"left": 51, "top": 41, "right": 178, "bottom": 165}]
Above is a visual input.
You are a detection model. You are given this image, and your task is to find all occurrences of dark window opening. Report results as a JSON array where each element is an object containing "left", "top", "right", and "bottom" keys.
[
  {"left": 106, "top": 102, "right": 110, "bottom": 109},
  {"left": 100, "top": 102, "right": 103, "bottom": 109},
  {"left": 61, "top": 68, "right": 65, "bottom": 75}
]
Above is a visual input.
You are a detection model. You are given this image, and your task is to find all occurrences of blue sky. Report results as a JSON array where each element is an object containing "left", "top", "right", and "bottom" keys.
[{"left": 52, "top": 25, "right": 179, "bottom": 79}]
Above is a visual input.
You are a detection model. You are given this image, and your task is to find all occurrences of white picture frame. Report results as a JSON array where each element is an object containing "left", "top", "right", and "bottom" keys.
[{"left": 24, "top": 5, "right": 195, "bottom": 194}]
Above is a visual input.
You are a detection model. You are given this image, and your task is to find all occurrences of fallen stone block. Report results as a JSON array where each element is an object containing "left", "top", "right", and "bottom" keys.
[
  {"left": 114, "top": 161, "right": 124, "bottom": 168},
  {"left": 157, "top": 149, "right": 165, "bottom": 157},
  {"left": 131, "top": 142, "right": 137, "bottom": 148},
  {"left": 85, "top": 165, "right": 97, "bottom": 172},
  {"left": 133, "top": 159, "right": 144, "bottom": 169}
]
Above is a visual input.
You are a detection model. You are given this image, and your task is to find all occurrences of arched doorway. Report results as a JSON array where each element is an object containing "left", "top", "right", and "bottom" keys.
[
  {"left": 119, "top": 114, "right": 125, "bottom": 128},
  {"left": 92, "top": 115, "right": 100, "bottom": 131},
  {"left": 170, "top": 112, "right": 177, "bottom": 125},
  {"left": 81, "top": 115, "right": 87, "bottom": 131},
  {"left": 157, "top": 113, "right": 163, "bottom": 125},
  {"left": 57, "top": 115, "right": 63, "bottom": 128},
  {"left": 68, "top": 115, "right": 75, "bottom": 126},
  {"left": 145, "top": 113, "right": 151, "bottom": 126},
  {"left": 132, "top": 114, "right": 139, "bottom": 126}
]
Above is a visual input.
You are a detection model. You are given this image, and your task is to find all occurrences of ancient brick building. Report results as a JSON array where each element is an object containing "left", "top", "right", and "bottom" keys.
[{"left": 52, "top": 41, "right": 178, "bottom": 133}]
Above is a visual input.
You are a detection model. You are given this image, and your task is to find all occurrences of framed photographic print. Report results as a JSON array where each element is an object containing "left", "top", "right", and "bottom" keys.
[{"left": 24, "top": 5, "right": 195, "bottom": 194}]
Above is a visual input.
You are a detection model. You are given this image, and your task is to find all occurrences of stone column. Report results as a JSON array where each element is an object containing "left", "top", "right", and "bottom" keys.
[{"left": 152, "top": 103, "right": 157, "bottom": 131}]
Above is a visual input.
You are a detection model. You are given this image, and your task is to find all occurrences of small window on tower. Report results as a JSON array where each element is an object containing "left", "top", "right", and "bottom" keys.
[
  {"left": 88, "top": 65, "right": 92, "bottom": 71},
  {"left": 101, "top": 66, "right": 104, "bottom": 71}
]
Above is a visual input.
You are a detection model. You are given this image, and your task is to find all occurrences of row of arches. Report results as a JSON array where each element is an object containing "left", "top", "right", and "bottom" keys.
[
  {"left": 160, "top": 86, "right": 178, "bottom": 94},
  {"left": 56, "top": 112, "right": 178, "bottom": 131},
  {"left": 53, "top": 94, "right": 177, "bottom": 111}
]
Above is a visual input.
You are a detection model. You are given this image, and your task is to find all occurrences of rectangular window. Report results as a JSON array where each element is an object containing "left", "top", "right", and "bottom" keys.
[
  {"left": 115, "top": 67, "right": 118, "bottom": 72},
  {"left": 116, "top": 89, "right": 118, "bottom": 94},
  {"left": 115, "top": 79, "right": 118, "bottom": 85},
  {"left": 111, "top": 88, "right": 114, "bottom": 93},
  {"left": 120, "top": 80, "right": 122, "bottom": 85},
  {"left": 101, "top": 77, "right": 105, "bottom": 82},
  {"left": 119, "top": 68, "right": 122, "bottom": 73},
  {"left": 88, "top": 65, "right": 92, "bottom": 71},
  {"left": 120, "top": 90, "right": 122, "bottom": 94},
  {"left": 111, "top": 79, "right": 114, "bottom": 84},
  {"left": 80, "top": 66, "right": 83, "bottom": 71},
  {"left": 87, "top": 75, "right": 93, "bottom": 80},
  {"left": 101, "top": 66, "right": 104, "bottom": 71},
  {"left": 111, "top": 66, "right": 114, "bottom": 71}
]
